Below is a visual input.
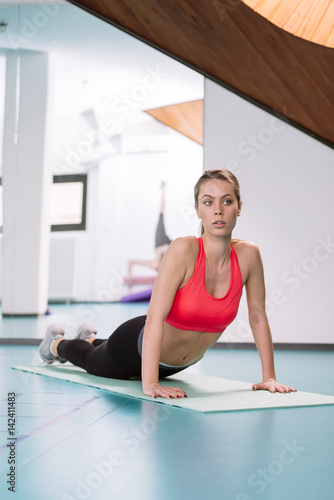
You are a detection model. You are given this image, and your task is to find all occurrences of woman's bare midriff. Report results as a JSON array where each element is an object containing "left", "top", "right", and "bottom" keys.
[{"left": 159, "top": 321, "right": 222, "bottom": 366}]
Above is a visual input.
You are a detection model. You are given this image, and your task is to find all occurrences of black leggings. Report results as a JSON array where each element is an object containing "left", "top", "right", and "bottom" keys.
[{"left": 57, "top": 315, "right": 188, "bottom": 380}]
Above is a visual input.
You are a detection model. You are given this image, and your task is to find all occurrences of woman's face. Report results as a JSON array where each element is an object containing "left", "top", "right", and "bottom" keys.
[{"left": 195, "top": 179, "right": 241, "bottom": 236}]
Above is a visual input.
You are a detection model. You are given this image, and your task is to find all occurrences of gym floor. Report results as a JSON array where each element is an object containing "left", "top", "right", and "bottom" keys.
[{"left": 1, "top": 303, "right": 333, "bottom": 500}]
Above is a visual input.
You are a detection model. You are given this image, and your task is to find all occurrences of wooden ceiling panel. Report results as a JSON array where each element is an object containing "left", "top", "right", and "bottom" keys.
[
  {"left": 313, "top": 2, "right": 334, "bottom": 46},
  {"left": 244, "top": 0, "right": 334, "bottom": 47},
  {"left": 145, "top": 100, "right": 203, "bottom": 145},
  {"left": 69, "top": 0, "right": 334, "bottom": 147}
]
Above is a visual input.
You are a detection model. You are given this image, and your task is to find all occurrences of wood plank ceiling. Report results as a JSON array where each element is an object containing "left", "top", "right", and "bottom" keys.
[
  {"left": 243, "top": 0, "right": 334, "bottom": 48},
  {"left": 145, "top": 100, "right": 204, "bottom": 145},
  {"left": 69, "top": 0, "right": 334, "bottom": 147}
]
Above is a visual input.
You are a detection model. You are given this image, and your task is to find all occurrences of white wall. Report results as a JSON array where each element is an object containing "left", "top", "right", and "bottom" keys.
[{"left": 204, "top": 78, "right": 334, "bottom": 344}]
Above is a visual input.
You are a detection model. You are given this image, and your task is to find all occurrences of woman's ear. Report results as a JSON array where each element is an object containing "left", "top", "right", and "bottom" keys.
[
  {"left": 238, "top": 201, "right": 242, "bottom": 216},
  {"left": 194, "top": 204, "right": 201, "bottom": 219}
]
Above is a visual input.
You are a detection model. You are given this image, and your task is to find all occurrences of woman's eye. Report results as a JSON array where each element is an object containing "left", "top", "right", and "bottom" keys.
[
  {"left": 204, "top": 201, "right": 212, "bottom": 205},
  {"left": 224, "top": 199, "right": 232, "bottom": 205}
]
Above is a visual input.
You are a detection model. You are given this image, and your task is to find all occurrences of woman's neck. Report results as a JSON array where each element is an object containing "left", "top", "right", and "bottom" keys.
[{"left": 201, "top": 233, "right": 232, "bottom": 266}]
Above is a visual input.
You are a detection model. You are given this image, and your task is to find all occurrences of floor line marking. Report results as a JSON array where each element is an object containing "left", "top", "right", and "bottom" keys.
[{"left": 0, "top": 399, "right": 129, "bottom": 482}]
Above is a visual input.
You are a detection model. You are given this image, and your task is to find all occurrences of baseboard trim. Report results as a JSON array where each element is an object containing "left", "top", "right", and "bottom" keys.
[{"left": 0, "top": 338, "right": 41, "bottom": 345}]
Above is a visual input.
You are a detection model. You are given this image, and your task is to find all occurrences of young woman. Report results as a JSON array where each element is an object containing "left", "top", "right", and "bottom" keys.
[{"left": 39, "top": 169, "right": 296, "bottom": 399}]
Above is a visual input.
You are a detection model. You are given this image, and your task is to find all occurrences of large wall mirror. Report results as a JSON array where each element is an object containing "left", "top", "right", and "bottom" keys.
[{"left": 0, "top": 0, "right": 203, "bottom": 328}]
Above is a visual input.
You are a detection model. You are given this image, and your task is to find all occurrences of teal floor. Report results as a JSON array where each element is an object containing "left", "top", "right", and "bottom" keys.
[{"left": 1, "top": 304, "right": 334, "bottom": 500}]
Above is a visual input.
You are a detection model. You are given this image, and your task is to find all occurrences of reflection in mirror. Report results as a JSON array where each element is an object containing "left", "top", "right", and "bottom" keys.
[{"left": 0, "top": 2, "right": 203, "bottom": 322}]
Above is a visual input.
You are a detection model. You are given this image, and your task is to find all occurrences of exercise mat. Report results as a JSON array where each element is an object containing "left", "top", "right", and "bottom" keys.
[{"left": 12, "top": 364, "right": 334, "bottom": 413}]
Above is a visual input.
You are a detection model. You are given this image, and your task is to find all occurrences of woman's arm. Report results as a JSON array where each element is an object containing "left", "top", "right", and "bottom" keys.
[
  {"left": 141, "top": 238, "right": 192, "bottom": 399},
  {"left": 244, "top": 243, "right": 296, "bottom": 393}
]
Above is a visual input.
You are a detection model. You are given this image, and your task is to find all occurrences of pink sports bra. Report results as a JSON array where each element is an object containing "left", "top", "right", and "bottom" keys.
[{"left": 165, "top": 237, "right": 243, "bottom": 333}]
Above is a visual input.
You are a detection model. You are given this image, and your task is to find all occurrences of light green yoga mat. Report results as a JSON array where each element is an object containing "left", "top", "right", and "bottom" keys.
[{"left": 12, "top": 364, "right": 334, "bottom": 413}]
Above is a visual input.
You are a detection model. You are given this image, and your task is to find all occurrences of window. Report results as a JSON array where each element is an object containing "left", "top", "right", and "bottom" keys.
[{"left": 51, "top": 174, "right": 87, "bottom": 232}]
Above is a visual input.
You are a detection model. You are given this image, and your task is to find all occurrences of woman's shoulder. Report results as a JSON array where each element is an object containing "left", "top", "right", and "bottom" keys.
[
  {"left": 231, "top": 240, "right": 263, "bottom": 283},
  {"left": 158, "top": 237, "right": 199, "bottom": 282},
  {"left": 231, "top": 239, "right": 262, "bottom": 261},
  {"left": 167, "top": 236, "right": 199, "bottom": 258}
]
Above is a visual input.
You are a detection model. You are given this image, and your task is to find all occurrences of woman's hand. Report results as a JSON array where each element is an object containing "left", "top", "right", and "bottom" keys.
[
  {"left": 252, "top": 378, "right": 297, "bottom": 393},
  {"left": 143, "top": 382, "right": 187, "bottom": 399}
]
